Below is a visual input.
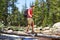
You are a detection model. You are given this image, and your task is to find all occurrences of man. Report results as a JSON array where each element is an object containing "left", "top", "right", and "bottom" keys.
[{"left": 25, "top": 5, "right": 35, "bottom": 33}]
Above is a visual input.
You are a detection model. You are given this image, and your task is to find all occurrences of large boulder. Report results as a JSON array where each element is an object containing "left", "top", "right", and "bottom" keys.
[
  {"left": 52, "top": 22, "right": 60, "bottom": 35},
  {"left": 52, "top": 22, "right": 60, "bottom": 29}
]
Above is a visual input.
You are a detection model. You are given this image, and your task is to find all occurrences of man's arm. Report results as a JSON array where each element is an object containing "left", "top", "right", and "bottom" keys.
[{"left": 28, "top": 9, "right": 32, "bottom": 17}]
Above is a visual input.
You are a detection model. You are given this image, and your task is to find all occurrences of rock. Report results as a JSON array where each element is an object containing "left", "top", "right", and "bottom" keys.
[
  {"left": 34, "top": 28, "right": 40, "bottom": 33},
  {"left": 52, "top": 22, "right": 60, "bottom": 29},
  {"left": 52, "top": 29, "right": 60, "bottom": 35},
  {"left": 15, "top": 31, "right": 27, "bottom": 34},
  {"left": 43, "top": 27, "right": 50, "bottom": 30},
  {"left": 51, "top": 22, "right": 60, "bottom": 35},
  {"left": 7, "top": 30, "right": 13, "bottom": 33},
  {"left": 42, "top": 30, "right": 52, "bottom": 35},
  {"left": 34, "top": 27, "right": 42, "bottom": 33}
]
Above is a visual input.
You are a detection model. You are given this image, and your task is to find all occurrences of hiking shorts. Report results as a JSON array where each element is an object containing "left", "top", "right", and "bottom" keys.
[{"left": 27, "top": 18, "right": 33, "bottom": 25}]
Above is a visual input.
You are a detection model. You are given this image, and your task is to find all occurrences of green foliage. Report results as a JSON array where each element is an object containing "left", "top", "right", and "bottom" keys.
[
  {"left": 33, "top": 0, "right": 60, "bottom": 27},
  {"left": 0, "top": 0, "right": 60, "bottom": 27}
]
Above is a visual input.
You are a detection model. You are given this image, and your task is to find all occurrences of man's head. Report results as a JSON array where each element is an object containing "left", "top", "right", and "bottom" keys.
[{"left": 30, "top": 5, "right": 35, "bottom": 9}]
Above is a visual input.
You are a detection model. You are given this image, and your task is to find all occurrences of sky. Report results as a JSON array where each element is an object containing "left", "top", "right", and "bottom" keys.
[{"left": 16, "top": 0, "right": 35, "bottom": 11}]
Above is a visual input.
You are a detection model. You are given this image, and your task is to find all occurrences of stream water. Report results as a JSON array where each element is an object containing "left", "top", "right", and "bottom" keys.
[{"left": 0, "top": 34, "right": 38, "bottom": 40}]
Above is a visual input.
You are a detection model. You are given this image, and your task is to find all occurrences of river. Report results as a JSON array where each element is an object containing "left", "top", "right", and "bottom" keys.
[{"left": 0, "top": 34, "right": 38, "bottom": 40}]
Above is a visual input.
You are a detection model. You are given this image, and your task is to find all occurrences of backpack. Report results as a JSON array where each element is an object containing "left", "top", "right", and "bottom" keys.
[{"left": 24, "top": 9, "right": 28, "bottom": 17}]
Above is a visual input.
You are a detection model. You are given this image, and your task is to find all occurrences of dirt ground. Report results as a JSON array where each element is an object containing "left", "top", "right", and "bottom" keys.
[{"left": 38, "top": 37, "right": 60, "bottom": 40}]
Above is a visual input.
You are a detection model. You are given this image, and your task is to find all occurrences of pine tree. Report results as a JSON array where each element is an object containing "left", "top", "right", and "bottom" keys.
[{"left": 33, "top": 0, "right": 40, "bottom": 26}]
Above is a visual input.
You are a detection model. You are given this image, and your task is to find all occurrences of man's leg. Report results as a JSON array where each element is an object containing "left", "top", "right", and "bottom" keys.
[
  {"left": 26, "top": 24, "right": 30, "bottom": 32},
  {"left": 25, "top": 18, "right": 31, "bottom": 33},
  {"left": 31, "top": 20, "right": 34, "bottom": 33}
]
